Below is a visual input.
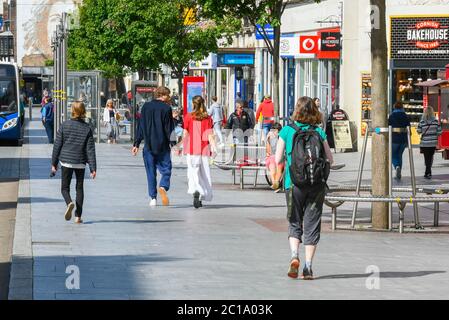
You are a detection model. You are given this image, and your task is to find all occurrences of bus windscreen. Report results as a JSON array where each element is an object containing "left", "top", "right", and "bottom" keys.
[{"left": 0, "top": 80, "right": 17, "bottom": 115}]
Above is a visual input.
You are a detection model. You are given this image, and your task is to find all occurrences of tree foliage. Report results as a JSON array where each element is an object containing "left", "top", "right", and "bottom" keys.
[
  {"left": 199, "top": 0, "right": 320, "bottom": 115},
  {"left": 68, "top": 0, "right": 240, "bottom": 84}
]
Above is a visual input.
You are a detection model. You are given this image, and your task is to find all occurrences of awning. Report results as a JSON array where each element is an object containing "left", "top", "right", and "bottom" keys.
[{"left": 415, "top": 80, "right": 449, "bottom": 87}]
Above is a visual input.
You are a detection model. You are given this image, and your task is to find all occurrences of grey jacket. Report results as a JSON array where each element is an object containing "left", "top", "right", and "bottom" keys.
[
  {"left": 208, "top": 102, "right": 224, "bottom": 124},
  {"left": 417, "top": 119, "right": 442, "bottom": 148},
  {"left": 52, "top": 119, "right": 97, "bottom": 172}
]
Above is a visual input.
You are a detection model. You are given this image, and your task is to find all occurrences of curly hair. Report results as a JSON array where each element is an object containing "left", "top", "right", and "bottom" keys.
[{"left": 291, "top": 96, "right": 322, "bottom": 125}]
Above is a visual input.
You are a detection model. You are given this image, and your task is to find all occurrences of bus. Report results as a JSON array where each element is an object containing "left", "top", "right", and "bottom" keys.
[{"left": 0, "top": 62, "right": 22, "bottom": 146}]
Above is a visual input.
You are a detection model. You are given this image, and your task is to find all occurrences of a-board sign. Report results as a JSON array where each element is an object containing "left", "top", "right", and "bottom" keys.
[{"left": 332, "top": 120, "right": 353, "bottom": 149}]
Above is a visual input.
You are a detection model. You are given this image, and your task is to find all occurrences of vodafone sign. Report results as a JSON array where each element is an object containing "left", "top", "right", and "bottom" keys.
[{"left": 299, "top": 36, "right": 319, "bottom": 54}]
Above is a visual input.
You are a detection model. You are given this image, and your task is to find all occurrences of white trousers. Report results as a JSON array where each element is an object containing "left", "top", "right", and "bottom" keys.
[{"left": 187, "top": 154, "right": 213, "bottom": 202}]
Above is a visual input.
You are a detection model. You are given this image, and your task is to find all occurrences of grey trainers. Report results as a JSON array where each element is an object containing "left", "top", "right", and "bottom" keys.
[
  {"left": 64, "top": 202, "right": 75, "bottom": 221},
  {"left": 287, "top": 257, "right": 300, "bottom": 279}
]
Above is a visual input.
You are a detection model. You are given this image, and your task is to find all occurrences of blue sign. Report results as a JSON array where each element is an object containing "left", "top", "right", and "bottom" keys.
[
  {"left": 0, "top": 17, "right": 3, "bottom": 30},
  {"left": 255, "top": 24, "right": 274, "bottom": 40},
  {"left": 217, "top": 53, "right": 254, "bottom": 66}
]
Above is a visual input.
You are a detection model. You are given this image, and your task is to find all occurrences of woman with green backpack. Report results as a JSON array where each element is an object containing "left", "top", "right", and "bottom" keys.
[{"left": 275, "top": 96, "right": 334, "bottom": 280}]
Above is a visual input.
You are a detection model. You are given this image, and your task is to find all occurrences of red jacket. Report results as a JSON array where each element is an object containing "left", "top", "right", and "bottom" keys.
[{"left": 256, "top": 99, "right": 274, "bottom": 124}]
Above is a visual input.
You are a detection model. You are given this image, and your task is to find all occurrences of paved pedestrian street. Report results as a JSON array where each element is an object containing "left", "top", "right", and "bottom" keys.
[{"left": 5, "top": 112, "right": 449, "bottom": 300}]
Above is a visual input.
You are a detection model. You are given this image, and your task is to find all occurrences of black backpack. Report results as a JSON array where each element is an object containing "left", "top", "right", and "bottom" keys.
[{"left": 289, "top": 123, "right": 330, "bottom": 187}]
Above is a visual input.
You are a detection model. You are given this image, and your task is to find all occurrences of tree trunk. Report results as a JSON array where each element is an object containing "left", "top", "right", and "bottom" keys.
[
  {"left": 272, "top": 23, "right": 281, "bottom": 117},
  {"left": 370, "top": 0, "right": 389, "bottom": 229},
  {"left": 177, "top": 71, "right": 183, "bottom": 110}
]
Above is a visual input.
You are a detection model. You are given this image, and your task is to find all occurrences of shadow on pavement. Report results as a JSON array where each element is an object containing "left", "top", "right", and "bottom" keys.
[
  {"left": 316, "top": 270, "right": 446, "bottom": 280},
  {"left": 18, "top": 197, "right": 64, "bottom": 204},
  {"left": 172, "top": 204, "right": 286, "bottom": 210},
  {"left": 83, "top": 219, "right": 185, "bottom": 225}
]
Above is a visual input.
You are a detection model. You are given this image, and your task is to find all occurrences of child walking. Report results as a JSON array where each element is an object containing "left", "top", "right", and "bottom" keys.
[
  {"left": 183, "top": 96, "right": 216, "bottom": 208},
  {"left": 275, "top": 96, "right": 333, "bottom": 280}
]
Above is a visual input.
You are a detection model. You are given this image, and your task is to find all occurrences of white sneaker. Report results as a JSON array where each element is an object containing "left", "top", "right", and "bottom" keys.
[{"left": 149, "top": 199, "right": 157, "bottom": 207}]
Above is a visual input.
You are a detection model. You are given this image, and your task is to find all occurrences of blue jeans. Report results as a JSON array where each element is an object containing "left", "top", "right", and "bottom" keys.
[
  {"left": 43, "top": 121, "right": 54, "bottom": 143},
  {"left": 262, "top": 123, "right": 272, "bottom": 137},
  {"left": 143, "top": 149, "right": 172, "bottom": 199},
  {"left": 392, "top": 142, "right": 407, "bottom": 169}
]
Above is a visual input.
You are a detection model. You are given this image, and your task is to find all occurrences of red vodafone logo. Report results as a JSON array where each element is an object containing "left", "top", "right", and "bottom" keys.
[{"left": 299, "top": 36, "right": 319, "bottom": 54}]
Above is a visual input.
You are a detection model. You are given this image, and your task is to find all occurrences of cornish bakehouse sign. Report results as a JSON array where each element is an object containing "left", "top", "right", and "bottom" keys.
[{"left": 391, "top": 17, "right": 449, "bottom": 59}]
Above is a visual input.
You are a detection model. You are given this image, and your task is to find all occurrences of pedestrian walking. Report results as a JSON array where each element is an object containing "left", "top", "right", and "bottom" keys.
[
  {"left": 266, "top": 122, "right": 284, "bottom": 191},
  {"left": 41, "top": 96, "right": 54, "bottom": 144},
  {"left": 313, "top": 97, "right": 327, "bottom": 132},
  {"left": 243, "top": 100, "right": 256, "bottom": 131},
  {"left": 226, "top": 100, "right": 253, "bottom": 144},
  {"left": 132, "top": 86, "right": 175, "bottom": 207},
  {"left": 256, "top": 95, "right": 275, "bottom": 137},
  {"left": 388, "top": 101, "right": 411, "bottom": 180},
  {"left": 51, "top": 102, "right": 97, "bottom": 224},
  {"left": 103, "top": 99, "right": 120, "bottom": 144},
  {"left": 275, "top": 96, "right": 333, "bottom": 280},
  {"left": 417, "top": 106, "right": 442, "bottom": 179},
  {"left": 208, "top": 96, "right": 225, "bottom": 146},
  {"left": 183, "top": 96, "right": 216, "bottom": 208}
]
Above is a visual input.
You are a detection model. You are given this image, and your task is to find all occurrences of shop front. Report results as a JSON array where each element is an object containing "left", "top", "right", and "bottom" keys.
[
  {"left": 281, "top": 28, "right": 341, "bottom": 120},
  {"left": 216, "top": 51, "right": 255, "bottom": 114},
  {"left": 389, "top": 15, "right": 449, "bottom": 144}
]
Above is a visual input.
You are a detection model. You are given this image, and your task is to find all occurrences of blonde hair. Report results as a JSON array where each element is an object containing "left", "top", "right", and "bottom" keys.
[
  {"left": 106, "top": 99, "right": 114, "bottom": 107},
  {"left": 422, "top": 106, "right": 435, "bottom": 121},
  {"left": 71, "top": 101, "right": 86, "bottom": 119}
]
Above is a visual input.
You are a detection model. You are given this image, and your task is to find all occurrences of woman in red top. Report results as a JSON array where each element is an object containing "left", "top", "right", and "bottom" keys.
[{"left": 183, "top": 96, "right": 216, "bottom": 208}]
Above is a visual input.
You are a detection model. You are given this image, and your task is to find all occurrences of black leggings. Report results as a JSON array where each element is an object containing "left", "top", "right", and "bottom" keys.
[
  {"left": 61, "top": 167, "right": 85, "bottom": 217},
  {"left": 421, "top": 147, "right": 436, "bottom": 176}
]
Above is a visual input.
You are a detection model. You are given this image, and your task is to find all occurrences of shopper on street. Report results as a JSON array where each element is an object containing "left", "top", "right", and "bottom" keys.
[
  {"left": 132, "top": 86, "right": 175, "bottom": 207},
  {"left": 183, "top": 96, "right": 216, "bottom": 208},
  {"left": 103, "top": 99, "right": 120, "bottom": 144},
  {"left": 51, "top": 102, "right": 97, "bottom": 224},
  {"left": 313, "top": 97, "right": 327, "bottom": 131},
  {"left": 226, "top": 100, "right": 253, "bottom": 144},
  {"left": 41, "top": 96, "right": 54, "bottom": 144},
  {"left": 208, "top": 96, "right": 224, "bottom": 146},
  {"left": 417, "top": 106, "right": 442, "bottom": 179},
  {"left": 275, "top": 96, "right": 333, "bottom": 281},
  {"left": 256, "top": 95, "right": 275, "bottom": 137},
  {"left": 388, "top": 101, "right": 410, "bottom": 180}
]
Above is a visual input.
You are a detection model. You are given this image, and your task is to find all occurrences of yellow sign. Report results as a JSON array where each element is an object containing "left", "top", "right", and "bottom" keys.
[{"left": 183, "top": 8, "right": 196, "bottom": 26}]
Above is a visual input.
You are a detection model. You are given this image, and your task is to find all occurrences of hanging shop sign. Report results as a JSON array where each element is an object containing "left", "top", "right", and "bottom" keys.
[
  {"left": 189, "top": 53, "right": 217, "bottom": 70},
  {"left": 390, "top": 16, "right": 449, "bottom": 60}
]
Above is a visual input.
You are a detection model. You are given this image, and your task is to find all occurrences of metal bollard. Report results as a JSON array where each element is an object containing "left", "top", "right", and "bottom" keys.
[
  {"left": 388, "top": 126, "right": 393, "bottom": 231},
  {"left": 398, "top": 202, "right": 407, "bottom": 234},
  {"left": 332, "top": 207, "right": 337, "bottom": 231},
  {"left": 434, "top": 202, "right": 439, "bottom": 227}
]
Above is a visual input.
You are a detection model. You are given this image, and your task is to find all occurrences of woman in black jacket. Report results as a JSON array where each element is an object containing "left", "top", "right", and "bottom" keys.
[
  {"left": 51, "top": 102, "right": 97, "bottom": 224},
  {"left": 226, "top": 100, "right": 253, "bottom": 144}
]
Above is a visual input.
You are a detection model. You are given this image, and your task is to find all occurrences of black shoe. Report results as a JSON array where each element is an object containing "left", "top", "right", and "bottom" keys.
[
  {"left": 193, "top": 191, "right": 201, "bottom": 209},
  {"left": 425, "top": 173, "right": 432, "bottom": 179},
  {"left": 301, "top": 266, "right": 314, "bottom": 280},
  {"left": 395, "top": 166, "right": 401, "bottom": 180}
]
